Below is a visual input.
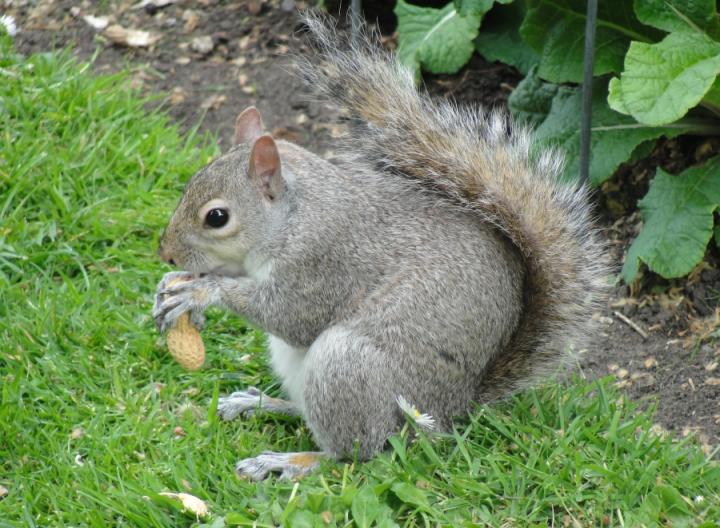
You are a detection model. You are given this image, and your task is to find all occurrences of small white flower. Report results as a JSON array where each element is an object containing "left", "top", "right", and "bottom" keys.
[
  {"left": 396, "top": 395, "right": 436, "bottom": 431},
  {"left": 694, "top": 495, "right": 704, "bottom": 504},
  {"left": 0, "top": 15, "right": 17, "bottom": 37}
]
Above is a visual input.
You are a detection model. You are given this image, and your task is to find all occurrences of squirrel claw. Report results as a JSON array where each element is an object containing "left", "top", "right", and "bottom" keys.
[{"left": 152, "top": 272, "right": 220, "bottom": 333}]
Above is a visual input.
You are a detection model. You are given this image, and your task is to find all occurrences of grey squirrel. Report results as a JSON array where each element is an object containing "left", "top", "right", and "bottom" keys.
[{"left": 152, "top": 13, "right": 608, "bottom": 480}]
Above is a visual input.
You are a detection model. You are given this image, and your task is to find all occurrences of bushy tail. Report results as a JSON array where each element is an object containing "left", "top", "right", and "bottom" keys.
[{"left": 299, "top": 13, "right": 609, "bottom": 399}]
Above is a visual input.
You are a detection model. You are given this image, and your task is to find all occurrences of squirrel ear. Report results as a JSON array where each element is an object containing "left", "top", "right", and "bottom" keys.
[
  {"left": 249, "top": 135, "right": 284, "bottom": 202},
  {"left": 234, "top": 106, "right": 264, "bottom": 145}
]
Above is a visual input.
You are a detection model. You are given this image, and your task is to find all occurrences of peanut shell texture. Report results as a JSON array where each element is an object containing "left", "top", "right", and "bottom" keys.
[{"left": 165, "top": 277, "right": 205, "bottom": 370}]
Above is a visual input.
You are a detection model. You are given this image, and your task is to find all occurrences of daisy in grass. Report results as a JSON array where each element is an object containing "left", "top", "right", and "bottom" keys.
[
  {"left": 396, "top": 395, "right": 436, "bottom": 431},
  {"left": 0, "top": 15, "right": 17, "bottom": 37}
]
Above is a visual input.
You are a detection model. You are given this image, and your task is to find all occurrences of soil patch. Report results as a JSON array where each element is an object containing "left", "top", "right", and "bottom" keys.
[{"left": 5, "top": 0, "right": 718, "bottom": 451}]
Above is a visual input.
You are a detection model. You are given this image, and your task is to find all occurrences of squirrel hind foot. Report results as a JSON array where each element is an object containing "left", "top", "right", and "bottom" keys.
[{"left": 235, "top": 451, "right": 324, "bottom": 481}]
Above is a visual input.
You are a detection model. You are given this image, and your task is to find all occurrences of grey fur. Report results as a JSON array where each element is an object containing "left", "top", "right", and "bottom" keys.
[{"left": 154, "top": 14, "right": 608, "bottom": 468}]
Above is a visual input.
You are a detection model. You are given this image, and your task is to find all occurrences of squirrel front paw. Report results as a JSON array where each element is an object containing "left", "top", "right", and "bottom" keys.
[{"left": 152, "top": 272, "right": 221, "bottom": 333}]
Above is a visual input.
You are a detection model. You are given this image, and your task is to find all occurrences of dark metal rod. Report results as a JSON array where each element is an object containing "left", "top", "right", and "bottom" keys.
[{"left": 579, "top": 0, "right": 598, "bottom": 185}]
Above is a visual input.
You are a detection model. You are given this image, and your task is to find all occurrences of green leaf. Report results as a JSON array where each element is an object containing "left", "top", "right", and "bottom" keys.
[
  {"left": 656, "top": 484, "right": 692, "bottom": 515},
  {"left": 475, "top": 1, "right": 540, "bottom": 74},
  {"left": 608, "top": 32, "right": 720, "bottom": 126},
  {"left": 530, "top": 76, "right": 696, "bottom": 184},
  {"left": 634, "top": 0, "right": 720, "bottom": 39},
  {"left": 224, "top": 512, "right": 253, "bottom": 525},
  {"left": 455, "top": 0, "right": 512, "bottom": 16},
  {"left": 395, "top": 0, "right": 482, "bottom": 76},
  {"left": 390, "top": 482, "right": 430, "bottom": 511},
  {"left": 622, "top": 156, "right": 720, "bottom": 282},
  {"left": 508, "top": 65, "right": 558, "bottom": 126},
  {"left": 520, "top": 0, "right": 657, "bottom": 83},
  {"left": 455, "top": 0, "right": 494, "bottom": 17},
  {"left": 375, "top": 505, "right": 401, "bottom": 528},
  {"left": 287, "top": 510, "right": 316, "bottom": 528},
  {"left": 351, "top": 485, "right": 381, "bottom": 528}
]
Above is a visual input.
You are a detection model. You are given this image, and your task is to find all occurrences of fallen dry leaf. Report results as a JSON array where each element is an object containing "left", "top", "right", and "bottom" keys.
[
  {"left": 105, "top": 24, "right": 161, "bottom": 48},
  {"left": 190, "top": 35, "right": 214, "bottom": 54},
  {"left": 200, "top": 94, "right": 227, "bottom": 110},
  {"left": 132, "top": 0, "right": 177, "bottom": 10},
  {"left": 83, "top": 15, "right": 110, "bottom": 31},
  {"left": 704, "top": 377, "right": 720, "bottom": 386},
  {"left": 705, "top": 361, "right": 718, "bottom": 372},
  {"left": 159, "top": 492, "right": 209, "bottom": 519},
  {"left": 643, "top": 356, "right": 658, "bottom": 369},
  {"left": 0, "top": 485, "right": 7, "bottom": 499},
  {"left": 272, "top": 127, "right": 300, "bottom": 142},
  {"left": 182, "top": 9, "right": 200, "bottom": 33},
  {"left": 169, "top": 87, "right": 188, "bottom": 105},
  {"left": 70, "top": 427, "right": 85, "bottom": 440},
  {"left": 248, "top": 0, "right": 264, "bottom": 15},
  {"left": 29, "top": 3, "right": 54, "bottom": 21},
  {"left": 238, "top": 35, "right": 253, "bottom": 51}
]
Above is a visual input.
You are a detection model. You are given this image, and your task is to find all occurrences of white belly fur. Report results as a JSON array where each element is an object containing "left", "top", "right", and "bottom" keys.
[{"left": 267, "top": 334, "right": 308, "bottom": 413}]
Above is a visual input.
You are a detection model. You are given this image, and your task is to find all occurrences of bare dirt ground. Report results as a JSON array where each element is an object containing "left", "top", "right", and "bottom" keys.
[{"left": 5, "top": 0, "right": 719, "bottom": 453}]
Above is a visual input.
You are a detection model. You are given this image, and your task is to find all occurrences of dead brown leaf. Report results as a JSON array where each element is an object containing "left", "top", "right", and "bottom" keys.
[
  {"left": 83, "top": 15, "right": 110, "bottom": 31},
  {"left": 247, "top": 0, "right": 264, "bottom": 15},
  {"left": 272, "top": 127, "right": 300, "bottom": 142},
  {"left": 200, "top": 94, "right": 227, "bottom": 110},
  {"left": 169, "top": 87, "right": 188, "bottom": 105},
  {"left": 70, "top": 427, "right": 85, "bottom": 440},
  {"left": 182, "top": 10, "right": 200, "bottom": 33},
  {"left": 105, "top": 24, "right": 161, "bottom": 48},
  {"left": 191, "top": 35, "right": 214, "bottom": 54},
  {"left": 643, "top": 356, "right": 658, "bottom": 369},
  {"left": 132, "top": 0, "right": 177, "bottom": 10}
]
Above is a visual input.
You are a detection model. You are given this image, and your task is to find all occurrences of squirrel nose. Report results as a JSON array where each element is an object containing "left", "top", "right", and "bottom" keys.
[{"left": 158, "top": 244, "right": 176, "bottom": 266}]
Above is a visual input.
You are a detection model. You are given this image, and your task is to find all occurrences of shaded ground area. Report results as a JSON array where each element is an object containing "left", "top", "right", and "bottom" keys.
[{"left": 5, "top": 0, "right": 719, "bottom": 451}]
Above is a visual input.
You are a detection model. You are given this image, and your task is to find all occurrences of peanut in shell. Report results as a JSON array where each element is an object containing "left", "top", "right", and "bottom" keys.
[{"left": 164, "top": 277, "right": 205, "bottom": 370}]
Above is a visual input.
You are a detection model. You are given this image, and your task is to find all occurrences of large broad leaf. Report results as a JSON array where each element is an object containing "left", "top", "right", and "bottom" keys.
[
  {"left": 622, "top": 156, "right": 720, "bottom": 282},
  {"left": 350, "top": 486, "right": 381, "bottom": 528},
  {"left": 507, "top": 65, "right": 558, "bottom": 125},
  {"left": 520, "top": 75, "right": 696, "bottom": 184},
  {"left": 520, "top": 0, "right": 658, "bottom": 83},
  {"left": 396, "top": 0, "right": 482, "bottom": 76},
  {"left": 608, "top": 32, "right": 720, "bottom": 126},
  {"left": 390, "top": 482, "right": 431, "bottom": 511},
  {"left": 455, "top": 0, "right": 513, "bottom": 16},
  {"left": 475, "top": 1, "right": 540, "bottom": 74},
  {"left": 634, "top": 0, "right": 720, "bottom": 39}
]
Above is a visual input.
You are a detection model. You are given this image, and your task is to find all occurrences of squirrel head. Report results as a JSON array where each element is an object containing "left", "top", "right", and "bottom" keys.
[{"left": 158, "top": 107, "right": 288, "bottom": 276}]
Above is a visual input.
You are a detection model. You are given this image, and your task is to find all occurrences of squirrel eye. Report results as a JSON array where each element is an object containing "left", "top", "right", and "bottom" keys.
[{"left": 205, "top": 208, "right": 229, "bottom": 228}]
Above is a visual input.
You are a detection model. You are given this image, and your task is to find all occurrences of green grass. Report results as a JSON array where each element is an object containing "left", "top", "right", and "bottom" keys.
[{"left": 1, "top": 33, "right": 719, "bottom": 527}]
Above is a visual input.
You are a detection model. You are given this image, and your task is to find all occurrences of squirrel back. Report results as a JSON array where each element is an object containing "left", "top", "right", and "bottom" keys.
[{"left": 300, "top": 14, "right": 609, "bottom": 399}]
